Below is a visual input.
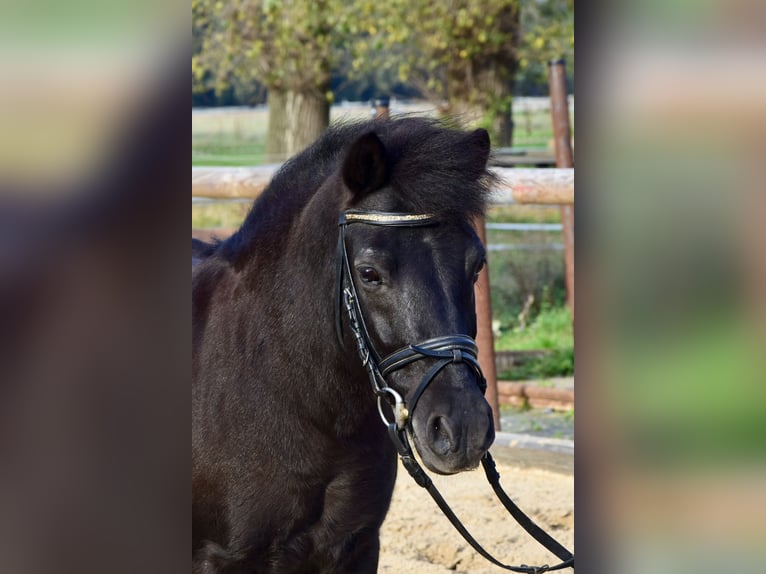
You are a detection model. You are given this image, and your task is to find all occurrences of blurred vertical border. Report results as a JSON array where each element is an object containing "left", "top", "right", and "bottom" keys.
[
  {"left": 0, "top": 2, "right": 189, "bottom": 573},
  {"left": 576, "top": 0, "right": 766, "bottom": 572}
]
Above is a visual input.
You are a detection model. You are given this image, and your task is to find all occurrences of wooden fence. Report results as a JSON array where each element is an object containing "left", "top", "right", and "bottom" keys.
[{"left": 192, "top": 166, "right": 574, "bottom": 205}]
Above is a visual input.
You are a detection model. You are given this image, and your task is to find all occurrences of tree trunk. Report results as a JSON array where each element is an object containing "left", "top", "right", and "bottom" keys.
[
  {"left": 444, "top": 4, "right": 519, "bottom": 148},
  {"left": 447, "top": 64, "right": 515, "bottom": 148},
  {"left": 495, "top": 97, "right": 514, "bottom": 148},
  {"left": 265, "top": 88, "right": 330, "bottom": 163},
  {"left": 265, "top": 90, "right": 287, "bottom": 163}
]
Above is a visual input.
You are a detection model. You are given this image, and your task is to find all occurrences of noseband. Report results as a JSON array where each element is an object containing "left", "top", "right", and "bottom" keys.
[
  {"left": 335, "top": 208, "right": 574, "bottom": 573},
  {"left": 335, "top": 209, "right": 486, "bottom": 432}
]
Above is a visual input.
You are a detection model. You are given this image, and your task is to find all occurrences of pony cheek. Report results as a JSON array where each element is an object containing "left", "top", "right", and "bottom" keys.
[{"left": 356, "top": 294, "right": 400, "bottom": 349}]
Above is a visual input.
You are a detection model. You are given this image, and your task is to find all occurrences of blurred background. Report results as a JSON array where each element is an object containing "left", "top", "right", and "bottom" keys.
[{"left": 579, "top": 1, "right": 766, "bottom": 571}]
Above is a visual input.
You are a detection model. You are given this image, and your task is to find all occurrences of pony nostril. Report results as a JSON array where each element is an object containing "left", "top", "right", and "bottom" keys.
[
  {"left": 429, "top": 416, "right": 456, "bottom": 455},
  {"left": 434, "top": 418, "right": 448, "bottom": 439}
]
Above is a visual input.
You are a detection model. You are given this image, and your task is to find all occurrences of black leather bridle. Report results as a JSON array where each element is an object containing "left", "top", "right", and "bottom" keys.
[{"left": 336, "top": 208, "right": 574, "bottom": 573}]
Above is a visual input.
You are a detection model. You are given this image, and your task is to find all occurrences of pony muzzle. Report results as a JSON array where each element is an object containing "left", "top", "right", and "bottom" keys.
[{"left": 411, "top": 391, "right": 495, "bottom": 474}]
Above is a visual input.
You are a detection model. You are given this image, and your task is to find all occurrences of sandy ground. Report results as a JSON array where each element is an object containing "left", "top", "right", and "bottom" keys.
[{"left": 379, "top": 458, "right": 573, "bottom": 573}]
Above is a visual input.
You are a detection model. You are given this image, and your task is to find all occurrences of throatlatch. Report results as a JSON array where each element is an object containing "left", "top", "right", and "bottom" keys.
[{"left": 336, "top": 208, "right": 574, "bottom": 573}]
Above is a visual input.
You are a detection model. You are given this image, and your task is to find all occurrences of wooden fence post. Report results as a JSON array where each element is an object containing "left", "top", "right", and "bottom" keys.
[
  {"left": 548, "top": 59, "right": 575, "bottom": 322},
  {"left": 475, "top": 217, "right": 501, "bottom": 431}
]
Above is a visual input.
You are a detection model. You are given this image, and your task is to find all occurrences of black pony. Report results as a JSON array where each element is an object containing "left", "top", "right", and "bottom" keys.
[{"left": 193, "top": 118, "right": 496, "bottom": 573}]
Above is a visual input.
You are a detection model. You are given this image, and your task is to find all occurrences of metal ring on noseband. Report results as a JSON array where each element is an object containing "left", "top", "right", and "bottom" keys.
[{"left": 376, "top": 387, "right": 408, "bottom": 429}]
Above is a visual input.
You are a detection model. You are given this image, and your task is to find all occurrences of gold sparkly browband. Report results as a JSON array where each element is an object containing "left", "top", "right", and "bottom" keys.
[{"left": 339, "top": 210, "right": 436, "bottom": 227}]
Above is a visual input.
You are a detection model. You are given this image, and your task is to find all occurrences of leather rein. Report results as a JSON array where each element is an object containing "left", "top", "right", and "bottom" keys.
[{"left": 336, "top": 209, "right": 574, "bottom": 573}]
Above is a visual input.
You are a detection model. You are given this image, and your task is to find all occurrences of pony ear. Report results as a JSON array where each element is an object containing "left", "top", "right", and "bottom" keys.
[
  {"left": 463, "top": 128, "right": 491, "bottom": 170},
  {"left": 342, "top": 131, "right": 389, "bottom": 198}
]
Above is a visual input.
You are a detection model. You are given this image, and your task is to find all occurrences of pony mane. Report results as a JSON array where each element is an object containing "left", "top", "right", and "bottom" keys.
[{"left": 217, "top": 117, "right": 494, "bottom": 262}]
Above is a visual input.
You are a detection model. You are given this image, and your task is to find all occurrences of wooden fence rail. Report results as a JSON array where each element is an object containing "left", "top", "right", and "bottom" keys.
[{"left": 192, "top": 166, "right": 574, "bottom": 205}]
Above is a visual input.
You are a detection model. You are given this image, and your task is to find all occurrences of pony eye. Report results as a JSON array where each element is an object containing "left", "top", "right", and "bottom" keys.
[{"left": 357, "top": 266, "right": 382, "bottom": 285}]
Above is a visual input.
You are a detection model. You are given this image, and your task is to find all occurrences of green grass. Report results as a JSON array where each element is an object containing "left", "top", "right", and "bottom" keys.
[
  {"left": 495, "top": 305, "right": 573, "bottom": 351},
  {"left": 495, "top": 305, "right": 574, "bottom": 380},
  {"left": 193, "top": 108, "right": 269, "bottom": 167},
  {"left": 499, "top": 348, "right": 574, "bottom": 381},
  {"left": 192, "top": 141, "right": 265, "bottom": 167},
  {"left": 512, "top": 106, "right": 574, "bottom": 149},
  {"left": 511, "top": 113, "right": 553, "bottom": 149},
  {"left": 486, "top": 205, "right": 562, "bottom": 224}
]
